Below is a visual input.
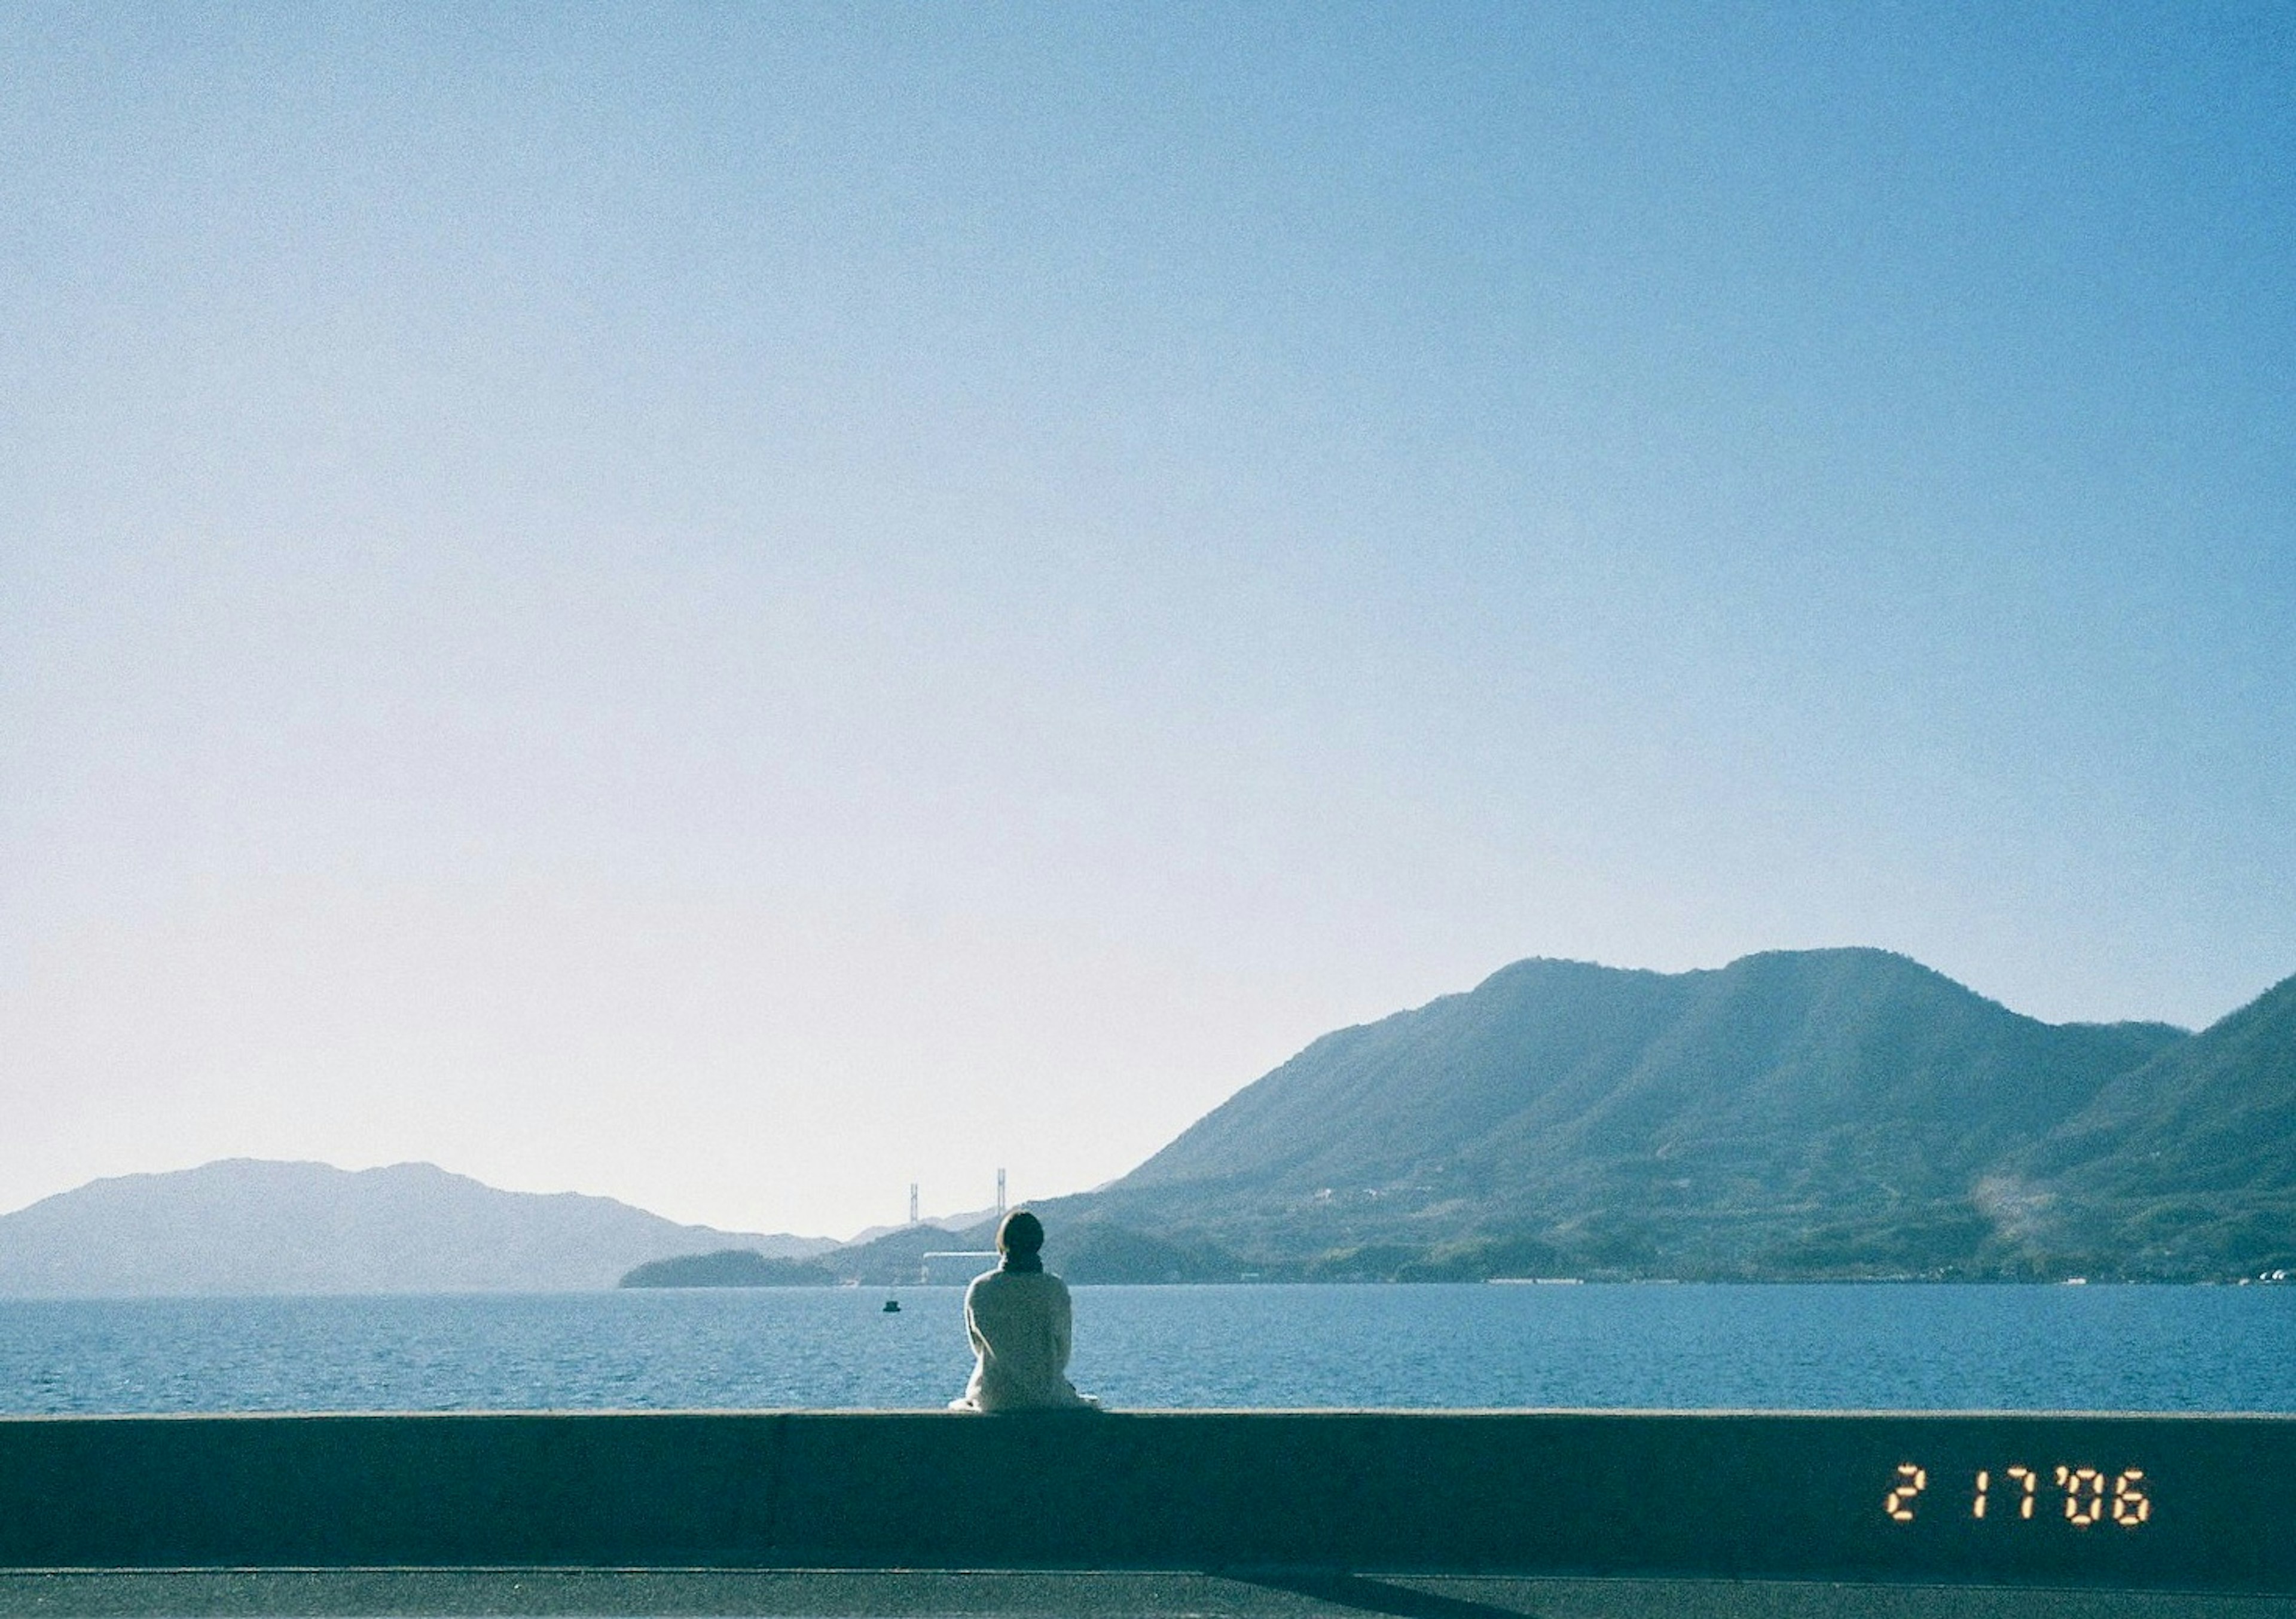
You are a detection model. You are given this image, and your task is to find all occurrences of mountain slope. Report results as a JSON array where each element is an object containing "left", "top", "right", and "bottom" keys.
[
  {"left": 0, "top": 1160, "right": 833, "bottom": 1296},
  {"left": 2019, "top": 972, "right": 2296, "bottom": 1274},
  {"left": 2032, "top": 973, "right": 2296, "bottom": 1191},
  {"left": 1068, "top": 949, "right": 2211, "bottom": 1278}
]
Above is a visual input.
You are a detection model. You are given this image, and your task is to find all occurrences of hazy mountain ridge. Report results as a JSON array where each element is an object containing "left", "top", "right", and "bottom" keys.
[
  {"left": 618, "top": 1250, "right": 840, "bottom": 1288},
  {"left": 0, "top": 1160, "right": 834, "bottom": 1296},
  {"left": 8, "top": 950, "right": 2288, "bottom": 1292},
  {"left": 1037, "top": 949, "right": 2288, "bottom": 1281}
]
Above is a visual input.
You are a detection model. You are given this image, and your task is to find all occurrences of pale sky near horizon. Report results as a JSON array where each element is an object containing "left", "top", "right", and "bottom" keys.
[{"left": 4, "top": 4, "right": 2292, "bottom": 1238}]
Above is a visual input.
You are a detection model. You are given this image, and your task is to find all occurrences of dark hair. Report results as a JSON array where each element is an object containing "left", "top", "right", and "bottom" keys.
[{"left": 997, "top": 1209, "right": 1045, "bottom": 1260}]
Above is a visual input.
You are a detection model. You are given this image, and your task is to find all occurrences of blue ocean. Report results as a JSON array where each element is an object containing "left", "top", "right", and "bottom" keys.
[{"left": 2, "top": 1284, "right": 2290, "bottom": 1415}]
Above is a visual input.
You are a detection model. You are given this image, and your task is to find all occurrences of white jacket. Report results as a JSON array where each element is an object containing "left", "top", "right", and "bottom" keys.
[{"left": 949, "top": 1266, "right": 1097, "bottom": 1411}]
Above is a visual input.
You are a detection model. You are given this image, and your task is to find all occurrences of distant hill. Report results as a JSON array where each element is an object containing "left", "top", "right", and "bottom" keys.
[
  {"left": 820, "top": 1220, "right": 1000, "bottom": 1286},
  {"left": 1034, "top": 949, "right": 2288, "bottom": 1281},
  {"left": 805, "top": 1214, "right": 1239, "bottom": 1287},
  {"left": 2015, "top": 973, "right": 2296, "bottom": 1276},
  {"left": 16, "top": 951, "right": 2288, "bottom": 1293},
  {"left": 842, "top": 1206, "right": 1002, "bottom": 1247},
  {"left": 0, "top": 1160, "right": 835, "bottom": 1296},
  {"left": 619, "top": 1249, "right": 839, "bottom": 1288}
]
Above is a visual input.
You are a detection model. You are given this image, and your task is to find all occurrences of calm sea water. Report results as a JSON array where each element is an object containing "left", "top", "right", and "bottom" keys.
[{"left": 1, "top": 1284, "right": 2290, "bottom": 1415}]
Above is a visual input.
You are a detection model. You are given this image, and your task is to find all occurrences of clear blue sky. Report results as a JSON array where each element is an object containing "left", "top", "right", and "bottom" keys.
[{"left": 4, "top": 3, "right": 2291, "bottom": 1236}]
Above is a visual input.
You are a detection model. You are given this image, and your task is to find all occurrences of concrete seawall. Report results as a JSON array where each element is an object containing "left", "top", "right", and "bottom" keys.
[{"left": 2, "top": 1412, "right": 2290, "bottom": 1593}]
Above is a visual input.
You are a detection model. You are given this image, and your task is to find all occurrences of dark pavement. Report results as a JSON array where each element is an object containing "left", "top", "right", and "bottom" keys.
[{"left": 2, "top": 1571, "right": 2291, "bottom": 1619}]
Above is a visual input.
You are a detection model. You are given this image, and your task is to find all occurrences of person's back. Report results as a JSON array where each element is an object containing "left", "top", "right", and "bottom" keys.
[{"left": 949, "top": 1209, "right": 1097, "bottom": 1412}]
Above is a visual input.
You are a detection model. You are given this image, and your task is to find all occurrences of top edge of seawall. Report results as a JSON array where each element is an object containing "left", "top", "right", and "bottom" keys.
[{"left": 4, "top": 1407, "right": 2292, "bottom": 1422}]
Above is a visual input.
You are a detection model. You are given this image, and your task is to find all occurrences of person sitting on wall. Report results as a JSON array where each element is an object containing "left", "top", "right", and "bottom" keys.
[{"left": 948, "top": 1209, "right": 1100, "bottom": 1412}]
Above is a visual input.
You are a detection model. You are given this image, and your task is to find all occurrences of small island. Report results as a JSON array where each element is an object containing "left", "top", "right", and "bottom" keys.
[{"left": 618, "top": 1249, "right": 840, "bottom": 1288}]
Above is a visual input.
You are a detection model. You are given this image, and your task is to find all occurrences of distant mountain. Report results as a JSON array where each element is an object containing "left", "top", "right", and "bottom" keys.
[
  {"left": 807, "top": 1214, "right": 1245, "bottom": 1287},
  {"left": 0, "top": 1160, "right": 835, "bottom": 1296},
  {"left": 842, "top": 1206, "right": 1002, "bottom": 1247},
  {"left": 19, "top": 951, "right": 2288, "bottom": 1293},
  {"left": 821, "top": 1220, "right": 1000, "bottom": 1286},
  {"left": 619, "top": 1249, "right": 839, "bottom": 1288},
  {"left": 1036, "top": 949, "right": 2288, "bottom": 1281},
  {"left": 2015, "top": 973, "right": 2296, "bottom": 1275}
]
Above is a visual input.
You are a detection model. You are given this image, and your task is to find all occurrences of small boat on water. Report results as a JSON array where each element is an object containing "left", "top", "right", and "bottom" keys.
[{"left": 882, "top": 1299, "right": 901, "bottom": 1313}]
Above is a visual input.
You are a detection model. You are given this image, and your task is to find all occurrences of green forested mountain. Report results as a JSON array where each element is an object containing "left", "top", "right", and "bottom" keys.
[
  {"left": 618, "top": 1249, "right": 839, "bottom": 1287},
  {"left": 2016, "top": 973, "right": 2296, "bottom": 1276},
  {"left": 1035, "top": 949, "right": 2290, "bottom": 1282}
]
